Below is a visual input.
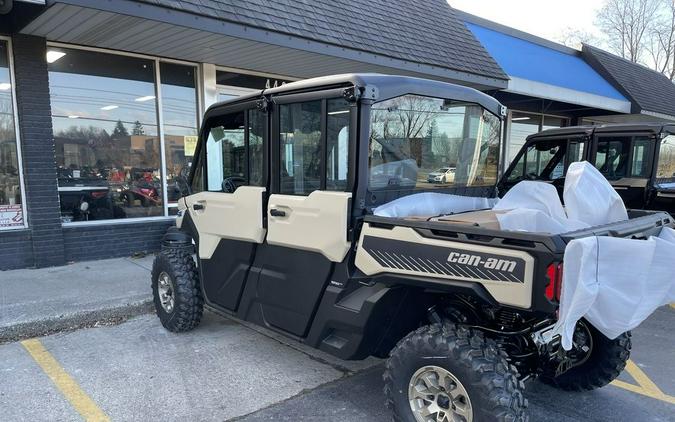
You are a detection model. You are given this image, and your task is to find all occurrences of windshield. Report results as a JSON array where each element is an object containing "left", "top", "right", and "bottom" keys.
[
  {"left": 368, "top": 95, "right": 501, "bottom": 193},
  {"left": 507, "top": 138, "right": 585, "bottom": 183}
]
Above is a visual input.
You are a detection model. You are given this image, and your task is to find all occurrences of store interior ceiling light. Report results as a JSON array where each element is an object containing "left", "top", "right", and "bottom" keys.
[
  {"left": 135, "top": 95, "right": 156, "bottom": 102},
  {"left": 101, "top": 105, "right": 119, "bottom": 111},
  {"left": 68, "top": 115, "right": 79, "bottom": 119},
  {"left": 511, "top": 117, "right": 531, "bottom": 121},
  {"left": 46, "top": 50, "right": 66, "bottom": 63},
  {"left": 0, "top": 82, "right": 10, "bottom": 90},
  {"left": 327, "top": 110, "right": 349, "bottom": 115}
]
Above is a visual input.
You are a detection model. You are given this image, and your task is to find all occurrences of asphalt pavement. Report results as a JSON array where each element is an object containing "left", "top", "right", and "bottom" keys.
[{"left": 1, "top": 305, "right": 673, "bottom": 421}]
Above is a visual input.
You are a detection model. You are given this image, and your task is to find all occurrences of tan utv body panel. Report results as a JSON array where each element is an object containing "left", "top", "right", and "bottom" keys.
[
  {"left": 266, "top": 191, "right": 352, "bottom": 262},
  {"left": 184, "top": 187, "right": 266, "bottom": 259},
  {"left": 355, "top": 223, "right": 535, "bottom": 309}
]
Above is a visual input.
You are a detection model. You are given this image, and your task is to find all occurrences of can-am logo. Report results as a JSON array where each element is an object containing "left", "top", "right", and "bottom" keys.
[{"left": 448, "top": 252, "right": 517, "bottom": 273}]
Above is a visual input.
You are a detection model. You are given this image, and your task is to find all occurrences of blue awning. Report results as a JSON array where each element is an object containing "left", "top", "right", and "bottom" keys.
[{"left": 466, "top": 22, "right": 631, "bottom": 112}]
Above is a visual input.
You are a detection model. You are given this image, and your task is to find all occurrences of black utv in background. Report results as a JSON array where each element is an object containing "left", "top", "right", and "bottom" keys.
[{"left": 499, "top": 123, "right": 675, "bottom": 211}]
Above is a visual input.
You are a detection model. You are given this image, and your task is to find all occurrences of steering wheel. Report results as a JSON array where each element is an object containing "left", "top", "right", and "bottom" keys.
[
  {"left": 526, "top": 172, "right": 540, "bottom": 181},
  {"left": 222, "top": 177, "right": 246, "bottom": 193}
]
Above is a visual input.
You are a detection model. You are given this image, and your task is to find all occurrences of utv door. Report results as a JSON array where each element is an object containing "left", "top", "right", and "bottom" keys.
[
  {"left": 591, "top": 135, "right": 653, "bottom": 208},
  {"left": 242, "top": 97, "right": 353, "bottom": 337},
  {"left": 185, "top": 107, "right": 268, "bottom": 311}
]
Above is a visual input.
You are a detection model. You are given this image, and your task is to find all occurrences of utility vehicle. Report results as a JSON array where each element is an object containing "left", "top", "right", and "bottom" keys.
[
  {"left": 500, "top": 123, "right": 675, "bottom": 211},
  {"left": 152, "top": 74, "right": 672, "bottom": 422}
]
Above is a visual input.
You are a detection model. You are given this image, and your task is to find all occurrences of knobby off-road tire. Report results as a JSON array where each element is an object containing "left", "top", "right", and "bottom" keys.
[
  {"left": 151, "top": 250, "right": 204, "bottom": 332},
  {"left": 540, "top": 325, "right": 631, "bottom": 391},
  {"left": 384, "top": 323, "right": 528, "bottom": 422}
]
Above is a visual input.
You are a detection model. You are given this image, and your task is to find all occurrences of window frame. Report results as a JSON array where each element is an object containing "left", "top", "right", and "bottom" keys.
[
  {"left": 271, "top": 95, "right": 353, "bottom": 196},
  {"left": 46, "top": 42, "right": 203, "bottom": 226},
  {"left": 192, "top": 99, "right": 269, "bottom": 193},
  {"left": 0, "top": 36, "right": 28, "bottom": 231}
]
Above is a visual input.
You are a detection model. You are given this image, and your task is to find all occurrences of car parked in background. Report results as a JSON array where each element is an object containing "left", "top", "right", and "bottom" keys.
[{"left": 427, "top": 167, "right": 455, "bottom": 183}]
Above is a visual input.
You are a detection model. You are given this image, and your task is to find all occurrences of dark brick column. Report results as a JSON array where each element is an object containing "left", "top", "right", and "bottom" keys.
[{"left": 12, "top": 34, "right": 65, "bottom": 268}]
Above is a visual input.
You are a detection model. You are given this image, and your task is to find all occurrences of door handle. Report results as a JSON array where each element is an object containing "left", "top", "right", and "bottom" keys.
[
  {"left": 270, "top": 208, "right": 286, "bottom": 217},
  {"left": 193, "top": 203, "right": 205, "bottom": 211}
]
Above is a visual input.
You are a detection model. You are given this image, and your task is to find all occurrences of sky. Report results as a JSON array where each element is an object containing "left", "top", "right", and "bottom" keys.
[{"left": 447, "top": 0, "right": 606, "bottom": 45}]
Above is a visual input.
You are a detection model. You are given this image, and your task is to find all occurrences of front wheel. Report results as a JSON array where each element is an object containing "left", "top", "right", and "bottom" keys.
[
  {"left": 384, "top": 323, "right": 528, "bottom": 422},
  {"left": 151, "top": 250, "right": 204, "bottom": 332}
]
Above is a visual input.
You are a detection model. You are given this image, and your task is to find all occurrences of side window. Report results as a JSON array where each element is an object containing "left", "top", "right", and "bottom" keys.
[
  {"left": 630, "top": 137, "right": 651, "bottom": 178},
  {"left": 595, "top": 137, "right": 630, "bottom": 179},
  {"left": 279, "top": 101, "right": 322, "bottom": 195},
  {"left": 201, "top": 109, "right": 267, "bottom": 192},
  {"left": 657, "top": 135, "right": 675, "bottom": 181},
  {"left": 326, "top": 98, "right": 350, "bottom": 191},
  {"left": 206, "top": 111, "right": 246, "bottom": 191}
]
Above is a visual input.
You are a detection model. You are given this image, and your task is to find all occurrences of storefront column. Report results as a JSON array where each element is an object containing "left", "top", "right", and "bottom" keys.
[{"left": 12, "top": 34, "right": 65, "bottom": 268}]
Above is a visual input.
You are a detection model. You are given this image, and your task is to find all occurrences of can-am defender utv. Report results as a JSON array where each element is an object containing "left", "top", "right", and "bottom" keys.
[{"left": 152, "top": 74, "right": 672, "bottom": 422}]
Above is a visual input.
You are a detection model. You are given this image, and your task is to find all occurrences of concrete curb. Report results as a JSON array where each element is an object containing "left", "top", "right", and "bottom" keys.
[{"left": 0, "top": 299, "right": 154, "bottom": 344}]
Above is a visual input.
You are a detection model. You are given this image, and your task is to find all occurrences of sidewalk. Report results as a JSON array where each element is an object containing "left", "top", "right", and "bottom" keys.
[{"left": 0, "top": 256, "right": 155, "bottom": 343}]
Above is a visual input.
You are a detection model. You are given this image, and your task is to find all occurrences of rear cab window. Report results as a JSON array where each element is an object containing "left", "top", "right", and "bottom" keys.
[{"left": 366, "top": 95, "right": 501, "bottom": 207}]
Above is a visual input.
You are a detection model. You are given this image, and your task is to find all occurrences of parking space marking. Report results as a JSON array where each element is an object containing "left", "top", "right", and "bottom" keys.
[
  {"left": 21, "top": 338, "right": 110, "bottom": 422},
  {"left": 611, "top": 360, "right": 675, "bottom": 405}
]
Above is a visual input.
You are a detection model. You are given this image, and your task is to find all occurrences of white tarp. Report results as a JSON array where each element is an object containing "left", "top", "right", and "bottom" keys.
[
  {"left": 373, "top": 192, "right": 497, "bottom": 218},
  {"left": 494, "top": 162, "right": 627, "bottom": 234},
  {"left": 552, "top": 227, "right": 675, "bottom": 349}
]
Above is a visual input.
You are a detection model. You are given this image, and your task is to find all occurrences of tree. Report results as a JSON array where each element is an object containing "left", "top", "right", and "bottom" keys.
[
  {"left": 647, "top": 0, "right": 675, "bottom": 80},
  {"left": 112, "top": 120, "right": 129, "bottom": 138},
  {"left": 132, "top": 120, "right": 145, "bottom": 136},
  {"left": 596, "top": 0, "right": 662, "bottom": 63},
  {"left": 557, "top": 27, "right": 603, "bottom": 49}
]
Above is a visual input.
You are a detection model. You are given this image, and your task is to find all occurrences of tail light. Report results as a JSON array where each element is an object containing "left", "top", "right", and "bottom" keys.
[
  {"left": 91, "top": 191, "right": 108, "bottom": 199},
  {"left": 545, "top": 262, "right": 563, "bottom": 302}
]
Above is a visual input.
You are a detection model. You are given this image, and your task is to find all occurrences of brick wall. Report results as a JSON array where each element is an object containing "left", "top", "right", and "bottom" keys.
[
  {"left": 0, "top": 230, "right": 34, "bottom": 270},
  {"left": 63, "top": 220, "right": 173, "bottom": 262},
  {"left": 10, "top": 34, "right": 65, "bottom": 268}
]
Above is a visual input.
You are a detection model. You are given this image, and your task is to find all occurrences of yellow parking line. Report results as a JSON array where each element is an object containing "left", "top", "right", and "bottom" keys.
[
  {"left": 611, "top": 359, "right": 675, "bottom": 405},
  {"left": 21, "top": 338, "right": 110, "bottom": 422}
]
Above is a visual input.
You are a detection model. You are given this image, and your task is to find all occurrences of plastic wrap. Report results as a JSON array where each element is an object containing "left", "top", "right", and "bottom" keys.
[
  {"left": 564, "top": 161, "right": 628, "bottom": 226},
  {"left": 552, "top": 227, "right": 675, "bottom": 349},
  {"left": 373, "top": 192, "right": 497, "bottom": 218}
]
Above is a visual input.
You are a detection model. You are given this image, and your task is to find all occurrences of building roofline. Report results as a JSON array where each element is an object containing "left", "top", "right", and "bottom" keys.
[{"left": 456, "top": 10, "right": 580, "bottom": 56}]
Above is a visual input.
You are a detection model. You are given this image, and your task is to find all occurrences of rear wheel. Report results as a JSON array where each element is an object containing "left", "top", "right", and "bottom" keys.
[
  {"left": 540, "top": 322, "right": 631, "bottom": 391},
  {"left": 384, "top": 323, "right": 528, "bottom": 422},
  {"left": 151, "top": 250, "right": 203, "bottom": 332}
]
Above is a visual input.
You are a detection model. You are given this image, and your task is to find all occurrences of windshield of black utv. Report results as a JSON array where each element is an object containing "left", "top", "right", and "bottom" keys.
[{"left": 366, "top": 95, "right": 501, "bottom": 207}]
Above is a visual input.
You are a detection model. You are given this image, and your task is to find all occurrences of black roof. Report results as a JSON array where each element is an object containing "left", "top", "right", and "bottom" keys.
[
  {"left": 582, "top": 45, "right": 675, "bottom": 119},
  {"left": 206, "top": 73, "right": 505, "bottom": 118},
  {"left": 138, "top": 0, "right": 507, "bottom": 81},
  {"left": 527, "top": 122, "right": 675, "bottom": 142}
]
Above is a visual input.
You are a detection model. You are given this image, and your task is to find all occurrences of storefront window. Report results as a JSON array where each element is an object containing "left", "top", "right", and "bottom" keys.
[
  {"left": 159, "top": 62, "right": 198, "bottom": 214},
  {"left": 49, "top": 47, "right": 162, "bottom": 222},
  {"left": 508, "top": 112, "right": 540, "bottom": 162},
  {"left": 507, "top": 112, "right": 568, "bottom": 164},
  {"left": 0, "top": 40, "right": 24, "bottom": 229}
]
